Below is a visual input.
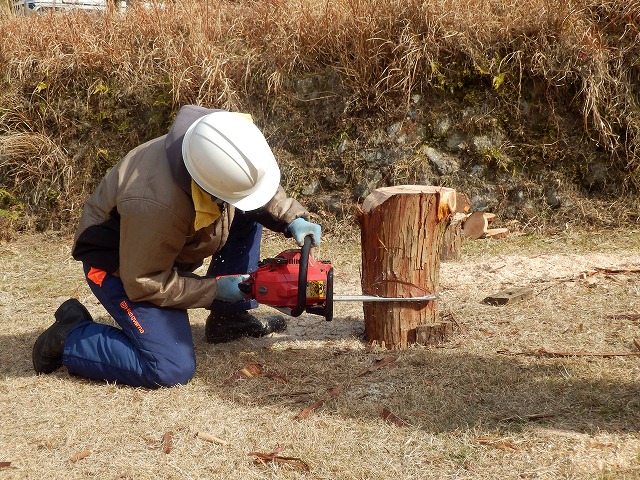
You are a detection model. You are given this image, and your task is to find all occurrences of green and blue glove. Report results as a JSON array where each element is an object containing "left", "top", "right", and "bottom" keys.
[
  {"left": 215, "top": 274, "right": 251, "bottom": 303},
  {"left": 288, "top": 218, "right": 322, "bottom": 247}
]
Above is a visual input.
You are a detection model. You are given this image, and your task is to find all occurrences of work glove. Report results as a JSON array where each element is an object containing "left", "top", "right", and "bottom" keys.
[
  {"left": 288, "top": 217, "right": 322, "bottom": 247},
  {"left": 215, "top": 274, "right": 251, "bottom": 303}
]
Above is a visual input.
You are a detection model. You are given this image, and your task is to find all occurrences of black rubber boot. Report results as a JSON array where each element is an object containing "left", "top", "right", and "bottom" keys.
[
  {"left": 205, "top": 311, "right": 286, "bottom": 344},
  {"left": 33, "top": 298, "right": 93, "bottom": 374}
]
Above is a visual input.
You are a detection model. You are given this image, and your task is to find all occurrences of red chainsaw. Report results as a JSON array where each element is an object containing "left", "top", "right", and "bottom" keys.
[
  {"left": 236, "top": 236, "right": 437, "bottom": 321},
  {"left": 238, "top": 236, "right": 334, "bottom": 320}
]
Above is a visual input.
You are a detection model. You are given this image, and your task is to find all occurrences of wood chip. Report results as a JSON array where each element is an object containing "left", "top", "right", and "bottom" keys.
[
  {"left": 263, "top": 372, "right": 289, "bottom": 383},
  {"left": 196, "top": 432, "right": 229, "bottom": 446},
  {"left": 355, "top": 356, "right": 398, "bottom": 377},
  {"left": 477, "top": 437, "right": 520, "bottom": 451},
  {"left": 498, "top": 412, "right": 555, "bottom": 423},
  {"left": 223, "top": 362, "right": 263, "bottom": 385},
  {"left": 248, "top": 447, "right": 310, "bottom": 472},
  {"left": 381, "top": 407, "right": 409, "bottom": 427},
  {"left": 498, "top": 347, "right": 640, "bottom": 358},
  {"left": 69, "top": 449, "right": 92, "bottom": 462},
  {"left": 223, "top": 362, "right": 288, "bottom": 385},
  {"left": 0, "top": 462, "right": 12, "bottom": 468},
  {"left": 162, "top": 431, "right": 173, "bottom": 454},
  {"left": 594, "top": 267, "right": 640, "bottom": 275},
  {"left": 295, "top": 384, "right": 345, "bottom": 421},
  {"left": 607, "top": 313, "right": 640, "bottom": 320}
]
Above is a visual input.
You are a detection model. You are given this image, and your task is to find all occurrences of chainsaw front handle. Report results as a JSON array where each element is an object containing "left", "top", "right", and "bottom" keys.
[{"left": 290, "top": 234, "right": 313, "bottom": 317}]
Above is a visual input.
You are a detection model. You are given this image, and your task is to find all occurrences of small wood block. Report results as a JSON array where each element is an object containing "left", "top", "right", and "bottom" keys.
[
  {"left": 462, "top": 211, "right": 488, "bottom": 240},
  {"left": 485, "top": 227, "right": 509, "bottom": 239},
  {"left": 483, "top": 287, "right": 534, "bottom": 306},
  {"left": 483, "top": 212, "right": 497, "bottom": 223}
]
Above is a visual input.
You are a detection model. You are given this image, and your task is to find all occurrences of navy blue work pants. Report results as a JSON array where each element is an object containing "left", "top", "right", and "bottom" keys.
[{"left": 62, "top": 214, "right": 262, "bottom": 388}]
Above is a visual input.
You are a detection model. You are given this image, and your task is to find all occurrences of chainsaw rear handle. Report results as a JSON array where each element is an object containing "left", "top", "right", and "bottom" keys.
[
  {"left": 290, "top": 234, "right": 313, "bottom": 317},
  {"left": 238, "top": 281, "right": 253, "bottom": 295}
]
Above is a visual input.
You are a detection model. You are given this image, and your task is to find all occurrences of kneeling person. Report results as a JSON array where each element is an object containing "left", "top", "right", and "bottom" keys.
[{"left": 32, "top": 106, "right": 321, "bottom": 389}]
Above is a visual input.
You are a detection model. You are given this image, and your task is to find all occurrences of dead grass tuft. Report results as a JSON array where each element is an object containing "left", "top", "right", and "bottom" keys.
[{"left": 0, "top": 132, "right": 78, "bottom": 229}]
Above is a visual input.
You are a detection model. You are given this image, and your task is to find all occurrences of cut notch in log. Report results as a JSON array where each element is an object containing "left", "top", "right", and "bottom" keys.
[
  {"left": 358, "top": 185, "right": 456, "bottom": 349},
  {"left": 441, "top": 192, "right": 470, "bottom": 262}
]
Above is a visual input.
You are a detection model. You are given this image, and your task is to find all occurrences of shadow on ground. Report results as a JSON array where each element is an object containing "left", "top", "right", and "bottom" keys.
[
  {"left": 0, "top": 330, "right": 37, "bottom": 379},
  {"left": 191, "top": 318, "right": 640, "bottom": 436},
  {"left": 3, "top": 315, "right": 638, "bottom": 437}
]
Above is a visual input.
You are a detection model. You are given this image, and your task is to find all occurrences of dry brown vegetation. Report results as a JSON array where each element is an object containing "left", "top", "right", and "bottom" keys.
[
  {"left": 2, "top": 230, "right": 640, "bottom": 479},
  {"left": 1, "top": 0, "right": 640, "bottom": 236}
]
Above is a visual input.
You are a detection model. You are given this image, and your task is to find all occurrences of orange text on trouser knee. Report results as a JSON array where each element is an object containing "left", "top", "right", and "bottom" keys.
[{"left": 119, "top": 300, "right": 145, "bottom": 334}]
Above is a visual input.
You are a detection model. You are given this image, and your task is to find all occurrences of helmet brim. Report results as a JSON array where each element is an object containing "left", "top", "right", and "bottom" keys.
[{"left": 220, "top": 164, "right": 281, "bottom": 211}]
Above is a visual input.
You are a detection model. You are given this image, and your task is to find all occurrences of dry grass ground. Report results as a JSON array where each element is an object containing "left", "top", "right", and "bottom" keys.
[{"left": 1, "top": 229, "right": 639, "bottom": 479}]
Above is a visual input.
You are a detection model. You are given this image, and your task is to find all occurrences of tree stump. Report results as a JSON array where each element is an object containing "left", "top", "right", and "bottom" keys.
[{"left": 358, "top": 185, "right": 457, "bottom": 349}]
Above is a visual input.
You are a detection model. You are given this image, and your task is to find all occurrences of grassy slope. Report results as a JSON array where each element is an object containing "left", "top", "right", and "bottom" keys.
[{"left": 0, "top": 0, "right": 639, "bottom": 237}]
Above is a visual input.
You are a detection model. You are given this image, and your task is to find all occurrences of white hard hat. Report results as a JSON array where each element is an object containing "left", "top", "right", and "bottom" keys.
[{"left": 182, "top": 111, "right": 281, "bottom": 211}]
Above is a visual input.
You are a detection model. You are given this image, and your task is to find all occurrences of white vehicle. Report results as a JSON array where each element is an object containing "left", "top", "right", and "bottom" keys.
[{"left": 13, "top": 0, "right": 120, "bottom": 12}]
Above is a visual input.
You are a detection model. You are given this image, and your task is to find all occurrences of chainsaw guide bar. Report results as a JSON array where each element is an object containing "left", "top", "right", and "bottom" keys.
[
  {"left": 243, "top": 236, "right": 436, "bottom": 322},
  {"left": 333, "top": 294, "right": 437, "bottom": 302}
]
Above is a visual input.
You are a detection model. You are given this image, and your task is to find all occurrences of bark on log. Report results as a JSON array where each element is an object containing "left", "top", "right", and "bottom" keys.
[
  {"left": 440, "top": 214, "right": 464, "bottom": 261},
  {"left": 415, "top": 321, "right": 454, "bottom": 345},
  {"left": 358, "top": 185, "right": 457, "bottom": 349}
]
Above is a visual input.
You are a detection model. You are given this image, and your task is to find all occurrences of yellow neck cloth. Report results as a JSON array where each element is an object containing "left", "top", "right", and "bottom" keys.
[{"left": 191, "top": 180, "right": 221, "bottom": 231}]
